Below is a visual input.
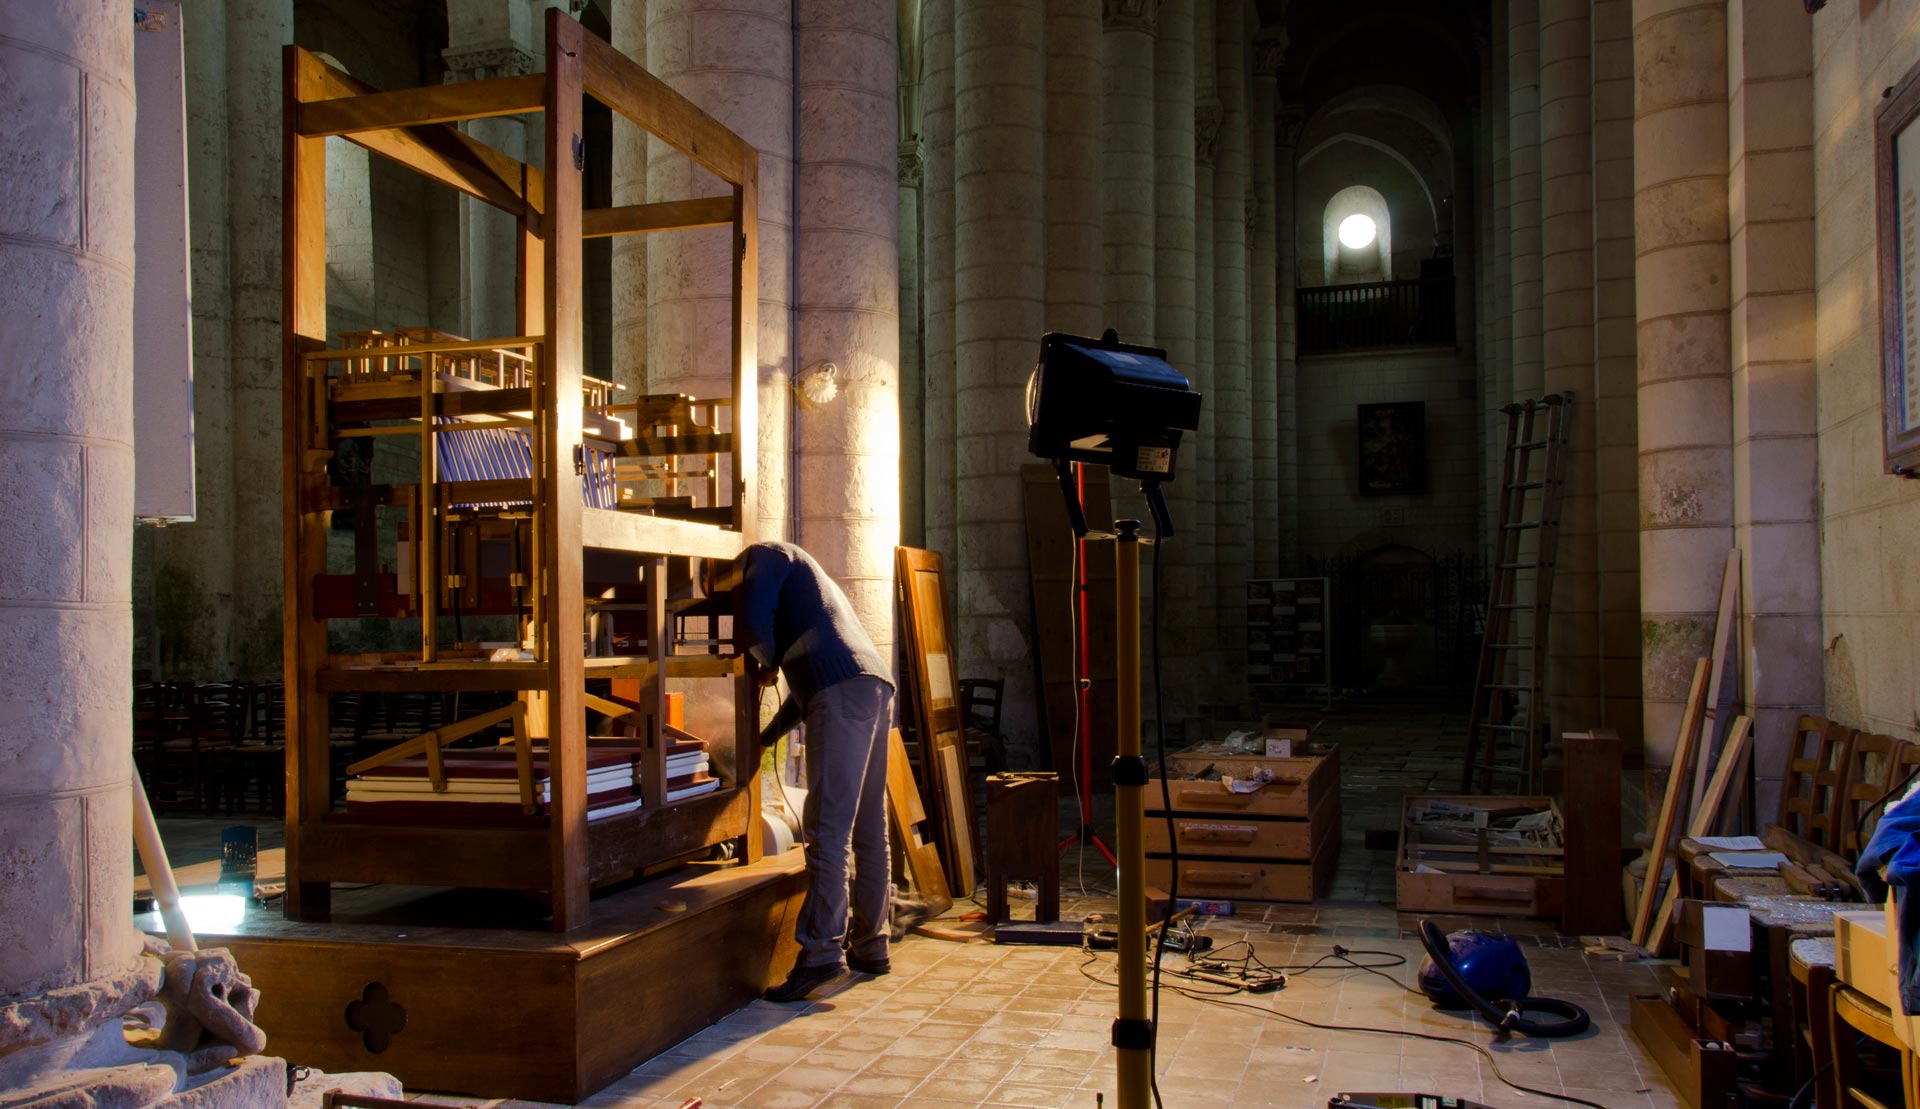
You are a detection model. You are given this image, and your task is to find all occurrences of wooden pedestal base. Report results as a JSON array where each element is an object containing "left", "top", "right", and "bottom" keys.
[{"left": 143, "top": 850, "right": 808, "bottom": 1103}]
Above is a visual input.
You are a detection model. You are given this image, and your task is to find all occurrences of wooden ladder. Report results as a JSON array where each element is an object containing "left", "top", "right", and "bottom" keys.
[{"left": 1461, "top": 393, "right": 1573, "bottom": 793}]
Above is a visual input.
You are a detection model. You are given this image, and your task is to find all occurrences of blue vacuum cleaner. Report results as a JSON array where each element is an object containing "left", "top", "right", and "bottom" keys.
[{"left": 1415, "top": 919, "right": 1590, "bottom": 1037}]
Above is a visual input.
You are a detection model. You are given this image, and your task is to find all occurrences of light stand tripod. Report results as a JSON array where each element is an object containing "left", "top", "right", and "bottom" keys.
[
  {"left": 1109, "top": 516, "right": 1152, "bottom": 1108},
  {"left": 1023, "top": 328, "right": 1200, "bottom": 1109}
]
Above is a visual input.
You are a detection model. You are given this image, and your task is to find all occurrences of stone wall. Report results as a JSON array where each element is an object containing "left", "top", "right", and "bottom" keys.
[
  {"left": 1293, "top": 348, "right": 1483, "bottom": 565},
  {"left": 1812, "top": 2, "right": 1920, "bottom": 740}
]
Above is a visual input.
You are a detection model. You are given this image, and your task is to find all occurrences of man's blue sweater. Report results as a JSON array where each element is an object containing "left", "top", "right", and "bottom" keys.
[{"left": 736, "top": 542, "right": 892, "bottom": 742}]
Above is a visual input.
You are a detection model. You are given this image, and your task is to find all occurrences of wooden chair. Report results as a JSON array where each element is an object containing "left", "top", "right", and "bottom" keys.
[
  {"left": 224, "top": 681, "right": 286, "bottom": 814},
  {"left": 1841, "top": 733, "right": 1912, "bottom": 856},
  {"left": 958, "top": 677, "right": 1007, "bottom": 775},
  {"left": 1827, "top": 982, "right": 1916, "bottom": 1109},
  {"left": 1780, "top": 716, "right": 1856, "bottom": 851},
  {"left": 1790, "top": 937, "right": 1839, "bottom": 1109}
]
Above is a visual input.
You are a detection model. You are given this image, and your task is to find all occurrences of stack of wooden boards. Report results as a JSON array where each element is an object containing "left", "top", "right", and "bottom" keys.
[
  {"left": 345, "top": 736, "right": 713, "bottom": 822},
  {"left": 1142, "top": 740, "right": 1341, "bottom": 903}
]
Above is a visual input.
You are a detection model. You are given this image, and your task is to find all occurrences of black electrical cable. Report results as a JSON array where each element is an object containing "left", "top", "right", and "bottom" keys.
[
  {"left": 1857, "top": 764, "right": 1920, "bottom": 848},
  {"left": 1787, "top": 1062, "right": 1832, "bottom": 1109},
  {"left": 1147, "top": 511, "right": 1176, "bottom": 1109},
  {"left": 1075, "top": 946, "right": 1610, "bottom": 1109}
]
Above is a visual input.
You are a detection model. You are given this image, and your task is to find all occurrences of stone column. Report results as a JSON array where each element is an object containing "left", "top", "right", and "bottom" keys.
[
  {"left": 922, "top": 0, "right": 957, "bottom": 564},
  {"left": 1154, "top": 0, "right": 1197, "bottom": 711},
  {"left": 0, "top": 0, "right": 141, "bottom": 1006},
  {"left": 648, "top": 0, "right": 794, "bottom": 542},
  {"left": 1538, "top": 0, "right": 1599, "bottom": 737},
  {"left": 1276, "top": 103, "right": 1301, "bottom": 570},
  {"left": 1727, "top": 0, "right": 1820, "bottom": 817},
  {"left": 1591, "top": 0, "right": 1642, "bottom": 750},
  {"left": 898, "top": 0, "right": 926, "bottom": 546},
  {"left": 1632, "top": 0, "right": 1732, "bottom": 781},
  {"left": 610, "top": 0, "right": 648, "bottom": 394},
  {"left": 795, "top": 0, "right": 902, "bottom": 663},
  {"left": 225, "top": 0, "right": 294, "bottom": 675},
  {"left": 1191, "top": 0, "right": 1217, "bottom": 715},
  {"left": 899, "top": 141, "right": 926, "bottom": 546},
  {"left": 1211, "top": 0, "right": 1251, "bottom": 707},
  {"left": 953, "top": 0, "right": 1046, "bottom": 756},
  {"left": 1248, "top": 29, "right": 1280, "bottom": 580},
  {"left": 1047, "top": 0, "right": 1103, "bottom": 337},
  {"left": 1487, "top": 0, "right": 1512, "bottom": 539},
  {"left": 1507, "top": 0, "right": 1542, "bottom": 402},
  {"left": 1102, "top": 0, "right": 1158, "bottom": 341},
  {"left": 445, "top": 0, "right": 537, "bottom": 341}
]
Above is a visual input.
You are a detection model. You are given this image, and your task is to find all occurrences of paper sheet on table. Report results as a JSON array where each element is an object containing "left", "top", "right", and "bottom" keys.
[
  {"left": 1692, "top": 835, "right": 1765, "bottom": 851},
  {"left": 1709, "top": 850, "right": 1789, "bottom": 869}
]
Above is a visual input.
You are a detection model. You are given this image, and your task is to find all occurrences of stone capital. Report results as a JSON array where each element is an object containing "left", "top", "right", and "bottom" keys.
[
  {"left": 1253, "top": 29, "right": 1287, "bottom": 77},
  {"left": 1103, "top": 0, "right": 1159, "bottom": 35},
  {"left": 442, "top": 43, "right": 535, "bottom": 82},
  {"left": 1278, "top": 102, "right": 1306, "bottom": 148},
  {"left": 898, "top": 140, "right": 925, "bottom": 189},
  {"left": 1195, "top": 99, "right": 1223, "bottom": 166}
]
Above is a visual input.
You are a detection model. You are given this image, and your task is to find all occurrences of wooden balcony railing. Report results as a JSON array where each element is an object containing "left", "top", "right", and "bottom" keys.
[{"left": 1297, "top": 277, "right": 1455, "bottom": 355}]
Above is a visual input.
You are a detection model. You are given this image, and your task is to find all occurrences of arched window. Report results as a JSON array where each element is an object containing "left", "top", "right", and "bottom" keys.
[{"left": 1322, "top": 185, "right": 1391, "bottom": 284}]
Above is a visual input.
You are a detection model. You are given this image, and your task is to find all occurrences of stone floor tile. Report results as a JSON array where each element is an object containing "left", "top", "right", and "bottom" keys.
[{"left": 981, "top": 1081, "right": 1076, "bottom": 1108}]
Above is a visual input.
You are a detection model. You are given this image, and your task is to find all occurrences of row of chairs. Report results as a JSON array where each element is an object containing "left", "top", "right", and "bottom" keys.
[
  {"left": 1779, "top": 714, "right": 1920, "bottom": 856},
  {"left": 134, "top": 681, "right": 520, "bottom": 815}
]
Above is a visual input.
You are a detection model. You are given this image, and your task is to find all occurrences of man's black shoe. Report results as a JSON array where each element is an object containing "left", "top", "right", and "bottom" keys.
[
  {"left": 762, "top": 961, "right": 845, "bottom": 1002},
  {"left": 847, "top": 953, "right": 891, "bottom": 976}
]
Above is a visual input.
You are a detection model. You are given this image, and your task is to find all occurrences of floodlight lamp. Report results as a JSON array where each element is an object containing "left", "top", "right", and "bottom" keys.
[{"left": 1026, "top": 330, "right": 1202, "bottom": 538}]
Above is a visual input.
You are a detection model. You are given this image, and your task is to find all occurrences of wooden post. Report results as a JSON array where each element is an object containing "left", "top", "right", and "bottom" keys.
[
  {"left": 283, "top": 46, "right": 334, "bottom": 922},
  {"left": 543, "top": 8, "right": 589, "bottom": 931},
  {"left": 1560, "top": 729, "right": 1622, "bottom": 935}
]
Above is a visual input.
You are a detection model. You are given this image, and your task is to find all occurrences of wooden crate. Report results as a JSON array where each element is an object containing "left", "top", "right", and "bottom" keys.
[
  {"left": 1396, "top": 793, "right": 1565, "bottom": 917},
  {"left": 1144, "top": 744, "right": 1340, "bottom": 903}
]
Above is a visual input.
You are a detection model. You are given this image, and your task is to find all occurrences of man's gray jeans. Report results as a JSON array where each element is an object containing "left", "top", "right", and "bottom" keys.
[{"left": 796, "top": 675, "right": 893, "bottom": 969}]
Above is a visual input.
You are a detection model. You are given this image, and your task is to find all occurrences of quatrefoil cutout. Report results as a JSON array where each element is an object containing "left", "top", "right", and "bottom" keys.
[{"left": 344, "top": 982, "right": 407, "bottom": 1054}]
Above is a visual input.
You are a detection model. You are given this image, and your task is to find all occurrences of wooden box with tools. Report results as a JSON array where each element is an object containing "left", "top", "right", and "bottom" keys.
[
  {"left": 1396, "top": 794, "right": 1566, "bottom": 917},
  {"left": 1144, "top": 744, "right": 1340, "bottom": 903}
]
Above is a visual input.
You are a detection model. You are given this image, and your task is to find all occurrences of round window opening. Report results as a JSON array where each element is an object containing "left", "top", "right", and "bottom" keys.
[{"left": 1338, "top": 213, "right": 1377, "bottom": 250}]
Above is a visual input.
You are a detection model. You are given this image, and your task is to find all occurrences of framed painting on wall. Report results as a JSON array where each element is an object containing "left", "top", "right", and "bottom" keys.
[
  {"left": 1357, "top": 401, "right": 1426, "bottom": 494},
  {"left": 1875, "top": 55, "right": 1920, "bottom": 475}
]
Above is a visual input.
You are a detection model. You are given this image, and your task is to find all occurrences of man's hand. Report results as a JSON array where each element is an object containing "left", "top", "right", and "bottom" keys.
[{"left": 746, "top": 655, "right": 779, "bottom": 689}]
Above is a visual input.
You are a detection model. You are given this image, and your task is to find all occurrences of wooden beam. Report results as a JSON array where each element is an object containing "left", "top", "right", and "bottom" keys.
[
  {"left": 296, "top": 48, "right": 544, "bottom": 221},
  {"left": 283, "top": 47, "right": 335, "bottom": 923},
  {"left": 544, "top": 9, "right": 591, "bottom": 933},
  {"left": 582, "top": 196, "right": 736, "bottom": 238},
  {"left": 575, "top": 31, "right": 752, "bottom": 184},
  {"left": 1630, "top": 657, "right": 1712, "bottom": 947},
  {"left": 299, "top": 74, "right": 546, "bottom": 136},
  {"left": 579, "top": 506, "right": 749, "bottom": 560},
  {"left": 1690, "top": 548, "right": 1744, "bottom": 810}
]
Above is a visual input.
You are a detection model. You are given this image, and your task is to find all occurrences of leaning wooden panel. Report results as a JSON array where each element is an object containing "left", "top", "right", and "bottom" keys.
[{"left": 896, "top": 546, "right": 975, "bottom": 891}]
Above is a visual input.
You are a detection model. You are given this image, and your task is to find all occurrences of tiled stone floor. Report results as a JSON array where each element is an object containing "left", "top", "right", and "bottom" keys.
[
  {"left": 401, "top": 896, "right": 1685, "bottom": 1109},
  {"left": 153, "top": 695, "right": 1684, "bottom": 1107}
]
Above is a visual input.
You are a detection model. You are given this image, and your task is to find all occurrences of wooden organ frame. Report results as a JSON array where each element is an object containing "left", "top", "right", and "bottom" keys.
[{"left": 281, "top": 10, "right": 762, "bottom": 931}]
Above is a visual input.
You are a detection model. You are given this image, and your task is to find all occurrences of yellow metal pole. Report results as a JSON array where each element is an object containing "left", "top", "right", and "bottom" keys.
[{"left": 1112, "top": 519, "right": 1151, "bottom": 1109}]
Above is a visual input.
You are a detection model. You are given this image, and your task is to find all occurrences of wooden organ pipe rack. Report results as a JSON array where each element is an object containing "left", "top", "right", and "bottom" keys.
[{"left": 281, "top": 12, "right": 761, "bottom": 931}]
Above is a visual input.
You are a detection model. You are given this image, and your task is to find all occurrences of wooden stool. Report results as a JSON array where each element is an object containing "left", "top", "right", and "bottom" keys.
[
  {"left": 1828, "top": 983, "right": 1917, "bottom": 1109},
  {"left": 985, "top": 773, "right": 1060, "bottom": 924}
]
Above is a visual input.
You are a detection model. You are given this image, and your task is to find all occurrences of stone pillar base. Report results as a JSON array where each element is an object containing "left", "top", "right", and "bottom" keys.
[{"left": 0, "top": 941, "right": 398, "bottom": 1109}]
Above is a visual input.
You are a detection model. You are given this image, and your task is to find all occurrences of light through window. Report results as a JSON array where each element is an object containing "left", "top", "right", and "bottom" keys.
[{"left": 1338, "top": 213, "right": 1377, "bottom": 250}]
